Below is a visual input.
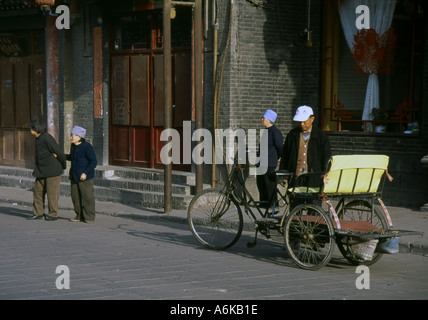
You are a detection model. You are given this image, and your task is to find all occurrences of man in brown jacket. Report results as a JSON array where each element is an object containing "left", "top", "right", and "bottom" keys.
[{"left": 280, "top": 106, "right": 331, "bottom": 207}]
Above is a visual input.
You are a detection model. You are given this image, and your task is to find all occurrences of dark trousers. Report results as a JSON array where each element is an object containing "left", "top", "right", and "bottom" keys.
[
  {"left": 71, "top": 179, "right": 96, "bottom": 222},
  {"left": 33, "top": 175, "right": 61, "bottom": 218},
  {"left": 256, "top": 166, "right": 277, "bottom": 207}
]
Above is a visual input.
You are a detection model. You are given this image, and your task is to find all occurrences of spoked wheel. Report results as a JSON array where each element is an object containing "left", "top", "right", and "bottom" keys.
[
  {"left": 187, "top": 188, "right": 243, "bottom": 250},
  {"left": 336, "top": 200, "right": 388, "bottom": 266},
  {"left": 284, "top": 204, "right": 335, "bottom": 270}
]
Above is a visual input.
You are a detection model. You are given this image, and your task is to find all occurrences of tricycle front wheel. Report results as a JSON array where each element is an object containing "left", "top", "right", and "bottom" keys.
[
  {"left": 187, "top": 188, "right": 243, "bottom": 250},
  {"left": 283, "top": 204, "right": 335, "bottom": 270}
]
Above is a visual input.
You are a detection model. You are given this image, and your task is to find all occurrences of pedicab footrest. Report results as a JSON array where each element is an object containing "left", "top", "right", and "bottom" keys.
[
  {"left": 292, "top": 216, "right": 424, "bottom": 240},
  {"left": 336, "top": 227, "right": 424, "bottom": 241},
  {"left": 331, "top": 219, "right": 423, "bottom": 240},
  {"left": 291, "top": 215, "right": 384, "bottom": 234}
]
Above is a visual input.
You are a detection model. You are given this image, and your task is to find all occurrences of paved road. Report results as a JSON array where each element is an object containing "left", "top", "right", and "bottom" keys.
[{"left": 0, "top": 202, "right": 427, "bottom": 305}]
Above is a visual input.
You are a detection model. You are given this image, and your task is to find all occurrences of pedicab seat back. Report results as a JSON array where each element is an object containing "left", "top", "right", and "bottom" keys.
[{"left": 322, "top": 155, "right": 389, "bottom": 195}]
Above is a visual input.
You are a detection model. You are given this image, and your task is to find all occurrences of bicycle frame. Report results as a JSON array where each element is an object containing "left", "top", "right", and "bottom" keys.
[{"left": 221, "top": 164, "right": 290, "bottom": 224}]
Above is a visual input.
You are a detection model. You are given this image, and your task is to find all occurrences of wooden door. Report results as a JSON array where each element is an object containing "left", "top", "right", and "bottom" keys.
[
  {"left": 110, "top": 52, "right": 192, "bottom": 170},
  {"left": 0, "top": 56, "right": 45, "bottom": 168}
]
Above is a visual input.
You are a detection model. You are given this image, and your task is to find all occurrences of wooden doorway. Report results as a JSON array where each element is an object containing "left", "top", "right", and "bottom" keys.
[
  {"left": 0, "top": 31, "right": 45, "bottom": 168},
  {"left": 109, "top": 9, "right": 193, "bottom": 170}
]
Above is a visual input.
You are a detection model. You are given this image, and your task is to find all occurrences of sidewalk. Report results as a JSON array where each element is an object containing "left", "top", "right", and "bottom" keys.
[{"left": 0, "top": 185, "right": 427, "bottom": 256}]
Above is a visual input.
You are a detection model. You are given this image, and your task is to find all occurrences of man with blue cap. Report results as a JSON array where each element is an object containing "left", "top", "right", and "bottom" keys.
[{"left": 257, "top": 109, "right": 283, "bottom": 208}]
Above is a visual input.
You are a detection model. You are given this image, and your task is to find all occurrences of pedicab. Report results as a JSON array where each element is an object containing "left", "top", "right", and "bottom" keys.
[{"left": 187, "top": 154, "right": 424, "bottom": 270}]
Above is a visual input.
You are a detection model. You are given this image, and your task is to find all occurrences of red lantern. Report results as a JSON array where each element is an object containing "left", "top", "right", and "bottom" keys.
[{"left": 35, "top": 0, "right": 55, "bottom": 6}]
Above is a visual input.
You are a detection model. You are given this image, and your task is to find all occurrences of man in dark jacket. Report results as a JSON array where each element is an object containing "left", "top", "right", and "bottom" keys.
[
  {"left": 67, "top": 126, "right": 97, "bottom": 223},
  {"left": 281, "top": 106, "right": 331, "bottom": 192},
  {"left": 30, "top": 118, "right": 66, "bottom": 221}
]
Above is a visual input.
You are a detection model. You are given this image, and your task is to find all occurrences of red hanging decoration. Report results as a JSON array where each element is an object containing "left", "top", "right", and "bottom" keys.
[
  {"left": 35, "top": 0, "right": 55, "bottom": 6},
  {"left": 352, "top": 27, "right": 396, "bottom": 75}
]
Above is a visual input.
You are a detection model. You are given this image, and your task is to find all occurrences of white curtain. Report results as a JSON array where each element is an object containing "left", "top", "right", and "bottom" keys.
[{"left": 338, "top": 0, "right": 397, "bottom": 122}]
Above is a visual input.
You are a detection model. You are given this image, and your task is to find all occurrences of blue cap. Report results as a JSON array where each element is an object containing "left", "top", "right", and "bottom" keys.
[
  {"left": 263, "top": 109, "right": 277, "bottom": 123},
  {"left": 71, "top": 126, "right": 86, "bottom": 138}
]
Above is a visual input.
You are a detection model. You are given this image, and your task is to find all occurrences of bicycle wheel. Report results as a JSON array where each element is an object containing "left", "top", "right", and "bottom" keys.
[
  {"left": 284, "top": 204, "right": 335, "bottom": 270},
  {"left": 187, "top": 188, "right": 243, "bottom": 250},
  {"left": 336, "top": 200, "right": 388, "bottom": 266}
]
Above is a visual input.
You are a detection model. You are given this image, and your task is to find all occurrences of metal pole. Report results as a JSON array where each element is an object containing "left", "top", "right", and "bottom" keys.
[
  {"left": 163, "top": 0, "right": 173, "bottom": 213},
  {"left": 195, "top": 0, "right": 203, "bottom": 193},
  {"left": 212, "top": 0, "right": 218, "bottom": 188}
]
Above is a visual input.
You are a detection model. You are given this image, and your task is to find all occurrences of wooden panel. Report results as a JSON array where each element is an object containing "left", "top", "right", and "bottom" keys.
[
  {"left": 94, "top": 26, "right": 103, "bottom": 119},
  {"left": 31, "top": 59, "right": 45, "bottom": 120},
  {"left": 18, "top": 130, "right": 34, "bottom": 166},
  {"left": 111, "top": 56, "right": 130, "bottom": 125},
  {"left": 153, "top": 127, "right": 164, "bottom": 168},
  {"left": 0, "top": 56, "right": 45, "bottom": 168},
  {"left": 0, "top": 62, "right": 14, "bottom": 127},
  {"left": 172, "top": 127, "right": 191, "bottom": 172},
  {"left": 130, "top": 55, "right": 150, "bottom": 126},
  {"left": 2, "top": 129, "right": 15, "bottom": 160},
  {"left": 173, "top": 53, "right": 192, "bottom": 127},
  {"left": 132, "top": 127, "right": 151, "bottom": 166},
  {"left": 153, "top": 54, "right": 164, "bottom": 127},
  {"left": 112, "top": 126, "right": 130, "bottom": 163},
  {"left": 15, "top": 62, "right": 31, "bottom": 128}
]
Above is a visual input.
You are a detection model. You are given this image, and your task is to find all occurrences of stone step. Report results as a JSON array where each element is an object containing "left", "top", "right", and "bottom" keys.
[
  {"left": 0, "top": 165, "right": 195, "bottom": 210},
  {"left": 0, "top": 165, "right": 195, "bottom": 185},
  {"left": 95, "top": 166, "right": 195, "bottom": 186}
]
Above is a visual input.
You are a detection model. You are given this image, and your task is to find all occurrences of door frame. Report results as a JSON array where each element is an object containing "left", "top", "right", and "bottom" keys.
[{"left": 108, "top": 9, "right": 193, "bottom": 170}]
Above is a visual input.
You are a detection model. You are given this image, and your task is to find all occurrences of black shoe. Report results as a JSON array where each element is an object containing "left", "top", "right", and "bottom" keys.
[
  {"left": 45, "top": 216, "right": 58, "bottom": 221},
  {"left": 28, "top": 215, "right": 44, "bottom": 220}
]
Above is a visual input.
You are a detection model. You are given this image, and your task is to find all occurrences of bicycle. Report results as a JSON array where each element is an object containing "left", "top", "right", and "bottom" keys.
[{"left": 187, "top": 162, "right": 291, "bottom": 249}]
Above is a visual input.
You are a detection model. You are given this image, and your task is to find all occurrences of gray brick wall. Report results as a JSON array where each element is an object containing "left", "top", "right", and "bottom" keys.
[
  {"left": 59, "top": 2, "right": 106, "bottom": 164},
  {"left": 209, "top": 0, "right": 322, "bottom": 136}
]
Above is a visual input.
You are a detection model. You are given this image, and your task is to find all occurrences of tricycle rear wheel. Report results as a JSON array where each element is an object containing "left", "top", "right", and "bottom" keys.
[{"left": 336, "top": 200, "right": 389, "bottom": 266}]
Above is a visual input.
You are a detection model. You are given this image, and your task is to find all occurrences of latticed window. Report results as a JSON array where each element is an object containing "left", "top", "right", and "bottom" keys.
[
  {"left": 0, "top": 31, "right": 44, "bottom": 58},
  {"left": 321, "top": 0, "right": 426, "bottom": 135},
  {"left": 111, "top": 7, "right": 191, "bottom": 51}
]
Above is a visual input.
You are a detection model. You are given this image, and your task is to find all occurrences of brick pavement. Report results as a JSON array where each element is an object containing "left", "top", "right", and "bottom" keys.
[
  {"left": 0, "top": 185, "right": 427, "bottom": 302},
  {"left": 0, "top": 186, "right": 426, "bottom": 255}
]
